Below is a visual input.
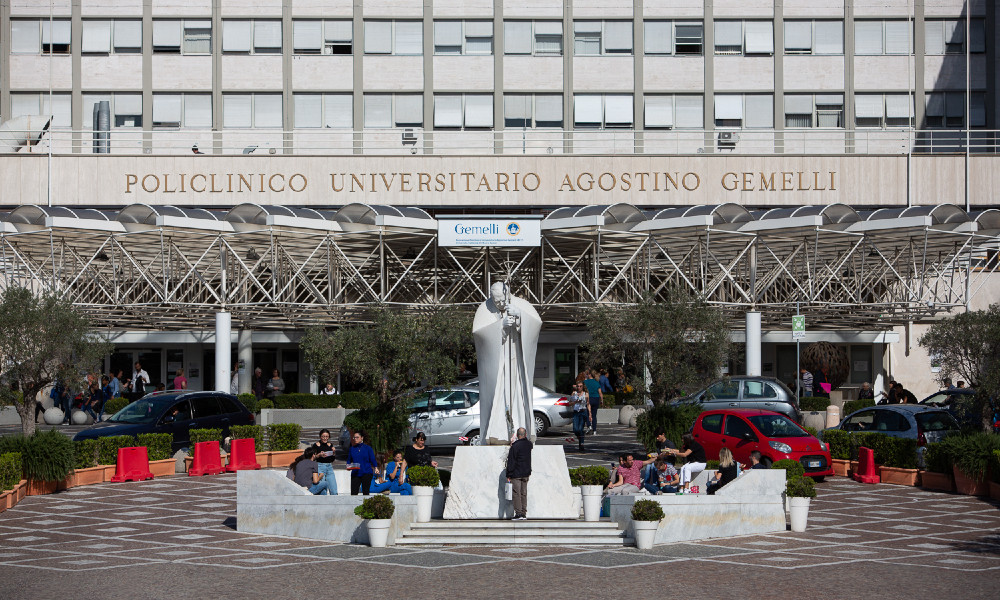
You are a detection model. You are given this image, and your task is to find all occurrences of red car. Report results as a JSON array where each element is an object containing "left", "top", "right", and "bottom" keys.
[{"left": 691, "top": 408, "right": 833, "bottom": 479}]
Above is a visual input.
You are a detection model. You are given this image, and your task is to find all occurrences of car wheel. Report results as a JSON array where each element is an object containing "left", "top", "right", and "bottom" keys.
[
  {"left": 533, "top": 413, "right": 550, "bottom": 437},
  {"left": 466, "top": 430, "right": 481, "bottom": 446}
]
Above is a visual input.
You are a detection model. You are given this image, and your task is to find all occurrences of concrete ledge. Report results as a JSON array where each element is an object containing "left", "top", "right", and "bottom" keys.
[
  {"left": 608, "top": 470, "right": 786, "bottom": 545},
  {"left": 259, "top": 408, "right": 357, "bottom": 428},
  {"left": 236, "top": 470, "right": 418, "bottom": 545},
  {"left": 595, "top": 408, "right": 619, "bottom": 424}
]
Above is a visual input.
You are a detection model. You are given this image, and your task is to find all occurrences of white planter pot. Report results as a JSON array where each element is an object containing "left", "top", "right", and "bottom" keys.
[
  {"left": 632, "top": 519, "right": 659, "bottom": 549},
  {"left": 788, "top": 497, "right": 811, "bottom": 532},
  {"left": 366, "top": 518, "right": 392, "bottom": 547},
  {"left": 413, "top": 486, "right": 434, "bottom": 523},
  {"left": 580, "top": 485, "right": 604, "bottom": 522}
]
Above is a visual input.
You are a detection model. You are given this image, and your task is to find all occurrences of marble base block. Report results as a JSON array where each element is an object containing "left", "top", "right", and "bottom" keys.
[{"left": 443, "top": 445, "right": 577, "bottom": 520}]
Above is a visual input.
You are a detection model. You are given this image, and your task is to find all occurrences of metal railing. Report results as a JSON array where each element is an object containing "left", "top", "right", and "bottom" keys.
[{"left": 4, "top": 127, "right": 998, "bottom": 156}]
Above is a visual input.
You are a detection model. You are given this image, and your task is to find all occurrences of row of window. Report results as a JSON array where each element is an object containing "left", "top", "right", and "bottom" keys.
[
  {"left": 9, "top": 18, "right": 984, "bottom": 57},
  {"left": 14, "top": 91, "right": 985, "bottom": 130}
]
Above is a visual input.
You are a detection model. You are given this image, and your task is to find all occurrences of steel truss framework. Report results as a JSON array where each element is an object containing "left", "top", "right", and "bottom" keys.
[{"left": 0, "top": 203, "right": 997, "bottom": 332}]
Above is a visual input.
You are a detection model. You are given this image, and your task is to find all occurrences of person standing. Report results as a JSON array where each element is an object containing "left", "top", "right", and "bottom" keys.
[
  {"left": 230, "top": 368, "right": 239, "bottom": 395},
  {"left": 799, "top": 368, "right": 814, "bottom": 397},
  {"left": 568, "top": 382, "right": 590, "bottom": 452},
  {"left": 599, "top": 369, "right": 613, "bottom": 394},
  {"left": 348, "top": 431, "right": 378, "bottom": 495},
  {"left": 857, "top": 382, "right": 874, "bottom": 401},
  {"left": 506, "top": 427, "right": 532, "bottom": 520},
  {"left": 266, "top": 369, "right": 285, "bottom": 399},
  {"left": 172, "top": 368, "right": 187, "bottom": 391},
  {"left": 583, "top": 369, "right": 603, "bottom": 435},
  {"left": 252, "top": 367, "right": 265, "bottom": 400},
  {"left": 132, "top": 361, "right": 150, "bottom": 400},
  {"left": 312, "top": 428, "right": 339, "bottom": 495},
  {"left": 108, "top": 371, "right": 121, "bottom": 400},
  {"left": 813, "top": 366, "right": 831, "bottom": 398}
]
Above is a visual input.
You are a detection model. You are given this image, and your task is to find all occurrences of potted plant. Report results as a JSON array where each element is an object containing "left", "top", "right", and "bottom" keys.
[
  {"left": 876, "top": 435, "right": 920, "bottom": 486},
  {"left": 407, "top": 465, "right": 440, "bottom": 523},
  {"left": 354, "top": 494, "right": 395, "bottom": 547},
  {"left": 138, "top": 433, "right": 176, "bottom": 477},
  {"left": 0, "top": 451, "right": 20, "bottom": 512},
  {"left": 265, "top": 423, "right": 302, "bottom": 468},
  {"left": 771, "top": 459, "right": 805, "bottom": 512},
  {"left": 822, "top": 430, "right": 851, "bottom": 476},
  {"left": 21, "top": 430, "right": 75, "bottom": 495},
  {"left": 950, "top": 434, "right": 997, "bottom": 496},
  {"left": 786, "top": 475, "right": 817, "bottom": 532},
  {"left": 569, "top": 466, "right": 610, "bottom": 522},
  {"left": 920, "top": 440, "right": 955, "bottom": 492},
  {"left": 71, "top": 439, "right": 104, "bottom": 486},
  {"left": 630, "top": 499, "right": 664, "bottom": 550}
]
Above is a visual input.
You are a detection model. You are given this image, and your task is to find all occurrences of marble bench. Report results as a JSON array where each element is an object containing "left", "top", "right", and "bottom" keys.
[
  {"left": 608, "top": 469, "right": 787, "bottom": 545},
  {"left": 237, "top": 470, "right": 421, "bottom": 545}
]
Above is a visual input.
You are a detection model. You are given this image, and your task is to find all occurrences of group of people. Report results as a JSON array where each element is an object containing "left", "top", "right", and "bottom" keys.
[{"left": 566, "top": 368, "right": 622, "bottom": 452}]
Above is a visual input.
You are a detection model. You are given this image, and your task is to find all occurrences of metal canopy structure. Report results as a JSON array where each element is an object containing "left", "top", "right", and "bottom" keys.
[{"left": 0, "top": 202, "right": 996, "bottom": 332}]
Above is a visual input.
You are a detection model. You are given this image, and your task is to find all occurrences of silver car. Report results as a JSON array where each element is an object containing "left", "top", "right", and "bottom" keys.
[{"left": 684, "top": 376, "right": 802, "bottom": 423}]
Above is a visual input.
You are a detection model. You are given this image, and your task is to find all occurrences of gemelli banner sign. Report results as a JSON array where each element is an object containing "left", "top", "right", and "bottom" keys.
[{"left": 437, "top": 219, "right": 541, "bottom": 247}]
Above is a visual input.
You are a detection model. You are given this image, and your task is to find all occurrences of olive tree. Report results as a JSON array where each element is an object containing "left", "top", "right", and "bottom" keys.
[
  {"left": 584, "top": 291, "right": 731, "bottom": 404},
  {"left": 0, "top": 287, "right": 113, "bottom": 435}
]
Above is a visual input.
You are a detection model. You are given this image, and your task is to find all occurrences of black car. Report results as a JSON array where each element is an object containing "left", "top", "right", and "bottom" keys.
[{"left": 73, "top": 391, "right": 255, "bottom": 453}]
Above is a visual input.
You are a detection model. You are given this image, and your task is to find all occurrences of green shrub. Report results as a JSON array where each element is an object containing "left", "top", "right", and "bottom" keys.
[
  {"left": 23, "top": 430, "right": 75, "bottom": 482},
  {"left": 189, "top": 428, "right": 223, "bottom": 446},
  {"left": 98, "top": 435, "right": 136, "bottom": 466},
  {"left": 601, "top": 393, "right": 616, "bottom": 408},
  {"left": 237, "top": 393, "right": 259, "bottom": 414},
  {"left": 771, "top": 459, "right": 805, "bottom": 480},
  {"left": 258, "top": 399, "right": 274, "bottom": 410},
  {"left": 949, "top": 433, "right": 1000, "bottom": 480},
  {"left": 340, "top": 391, "right": 378, "bottom": 409},
  {"left": 630, "top": 499, "right": 665, "bottom": 521},
  {"left": 437, "top": 469, "right": 451, "bottom": 488},
  {"left": 270, "top": 392, "right": 376, "bottom": 410},
  {"left": 102, "top": 396, "right": 130, "bottom": 417},
  {"left": 635, "top": 401, "right": 701, "bottom": 453},
  {"left": 799, "top": 397, "right": 831, "bottom": 412},
  {"left": 0, "top": 452, "right": 23, "bottom": 491},
  {"left": 804, "top": 426, "right": 818, "bottom": 437},
  {"left": 73, "top": 439, "right": 99, "bottom": 469},
  {"left": 822, "top": 429, "right": 851, "bottom": 460},
  {"left": 229, "top": 425, "right": 264, "bottom": 453},
  {"left": 786, "top": 476, "right": 817, "bottom": 498},
  {"left": 843, "top": 398, "right": 876, "bottom": 417},
  {"left": 568, "top": 466, "right": 610, "bottom": 486},
  {"left": 705, "top": 460, "right": 720, "bottom": 470},
  {"left": 137, "top": 433, "right": 173, "bottom": 461},
  {"left": 848, "top": 432, "right": 918, "bottom": 469},
  {"left": 992, "top": 450, "right": 1000, "bottom": 484},
  {"left": 0, "top": 436, "right": 27, "bottom": 460},
  {"left": 923, "top": 441, "right": 951, "bottom": 473},
  {"left": 266, "top": 423, "right": 302, "bottom": 451},
  {"left": 407, "top": 465, "right": 440, "bottom": 487},
  {"left": 343, "top": 403, "right": 411, "bottom": 455},
  {"left": 354, "top": 494, "right": 394, "bottom": 519}
]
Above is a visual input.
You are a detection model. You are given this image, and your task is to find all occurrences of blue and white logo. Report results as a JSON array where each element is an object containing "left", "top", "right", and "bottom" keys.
[{"left": 506, "top": 222, "right": 520, "bottom": 236}]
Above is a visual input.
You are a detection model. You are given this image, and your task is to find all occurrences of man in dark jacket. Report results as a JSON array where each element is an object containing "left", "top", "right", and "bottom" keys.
[{"left": 506, "top": 427, "right": 532, "bottom": 520}]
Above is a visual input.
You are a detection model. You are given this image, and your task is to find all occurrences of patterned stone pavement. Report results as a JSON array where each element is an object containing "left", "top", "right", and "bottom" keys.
[{"left": 1, "top": 423, "right": 998, "bottom": 599}]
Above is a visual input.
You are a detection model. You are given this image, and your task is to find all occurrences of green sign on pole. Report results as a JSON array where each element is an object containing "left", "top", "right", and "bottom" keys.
[{"left": 792, "top": 315, "right": 805, "bottom": 340}]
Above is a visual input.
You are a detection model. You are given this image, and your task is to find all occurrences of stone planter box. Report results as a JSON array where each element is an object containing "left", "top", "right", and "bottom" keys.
[
  {"left": 71, "top": 466, "right": 106, "bottom": 487},
  {"left": 831, "top": 459, "right": 850, "bottom": 477},
  {"left": 184, "top": 453, "right": 230, "bottom": 473},
  {"left": 14, "top": 480, "right": 26, "bottom": 503},
  {"left": 953, "top": 466, "right": 989, "bottom": 496},
  {"left": 920, "top": 470, "right": 954, "bottom": 492},
  {"left": 879, "top": 466, "right": 919, "bottom": 486},
  {"left": 266, "top": 450, "right": 300, "bottom": 468},
  {"left": 848, "top": 460, "right": 859, "bottom": 477},
  {"left": 101, "top": 465, "right": 117, "bottom": 482},
  {"left": 27, "top": 479, "right": 63, "bottom": 496},
  {"left": 149, "top": 459, "right": 176, "bottom": 477},
  {"left": 0, "top": 490, "right": 11, "bottom": 511},
  {"left": 990, "top": 481, "right": 1000, "bottom": 501}
]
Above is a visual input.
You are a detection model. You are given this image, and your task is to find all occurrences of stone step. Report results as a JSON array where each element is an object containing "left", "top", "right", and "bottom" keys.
[
  {"left": 396, "top": 519, "right": 631, "bottom": 546},
  {"left": 395, "top": 535, "right": 632, "bottom": 546},
  {"left": 408, "top": 519, "right": 619, "bottom": 530}
]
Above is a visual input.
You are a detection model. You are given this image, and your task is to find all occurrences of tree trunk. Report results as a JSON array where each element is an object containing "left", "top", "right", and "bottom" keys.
[{"left": 15, "top": 397, "right": 36, "bottom": 437}]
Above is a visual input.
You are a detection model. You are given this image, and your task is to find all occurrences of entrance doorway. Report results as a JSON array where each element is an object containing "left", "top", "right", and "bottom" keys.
[
  {"left": 109, "top": 349, "right": 162, "bottom": 393},
  {"left": 554, "top": 348, "right": 576, "bottom": 394}
]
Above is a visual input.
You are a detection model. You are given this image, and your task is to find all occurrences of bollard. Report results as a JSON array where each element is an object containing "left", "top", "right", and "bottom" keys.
[
  {"left": 852, "top": 446, "right": 880, "bottom": 484},
  {"left": 110, "top": 446, "right": 155, "bottom": 482},
  {"left": 225, "top": 438, "right": 262, "bottom": 472},
  {"left": 189, "top": 440, "right": 225, "bottom": 476}
]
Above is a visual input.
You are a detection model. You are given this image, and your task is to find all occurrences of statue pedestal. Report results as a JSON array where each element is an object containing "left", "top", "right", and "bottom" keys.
[{"left": 443, "top": 445, "right": 578, "bottom": 520}]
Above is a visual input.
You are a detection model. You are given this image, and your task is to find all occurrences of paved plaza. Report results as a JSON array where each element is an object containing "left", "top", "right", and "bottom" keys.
[{"left": 1, "top": 424, "right": 998, "bottom": 599}]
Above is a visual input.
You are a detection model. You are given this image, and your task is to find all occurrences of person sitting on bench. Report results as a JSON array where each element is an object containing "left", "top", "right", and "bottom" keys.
[
  {"left": 608, "top": 453, "right": 656, "bottom": 495},
  {"left": 643, "top": 455, "right": 680, "bottom": 495}
]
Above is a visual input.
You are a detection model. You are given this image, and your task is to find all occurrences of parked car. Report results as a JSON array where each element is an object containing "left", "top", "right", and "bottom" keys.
[
  {"left": 824, "top": 404, "right": 961, "bottom": 467},
  {"left": 73, "top": 391, "right": 255, "bottom": 453},
  {"left": 918, "top": 388, "right": 987, "bottom": 429},
  {"left": 691, "top": 408, "right": 833, "bottom": 479},
  {"left": 681, "top": 377, "right": 802, "bottom": 423},
  {"left": 339, "top": 382, "right": 573, "bottom": 450}
]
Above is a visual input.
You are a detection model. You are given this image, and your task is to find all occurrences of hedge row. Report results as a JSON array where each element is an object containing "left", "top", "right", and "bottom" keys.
[
  {"left": 799, "top": 397, "right": 832, "bottom": 412},
  {"left": 843, "top": 398, "right": 876, "bottom": 417},
  {"left": 822, "top": 429, "right": 917, "bottom": 469},
  {"left": 0, "top": 452, "right": 23, "bottom": 491}
]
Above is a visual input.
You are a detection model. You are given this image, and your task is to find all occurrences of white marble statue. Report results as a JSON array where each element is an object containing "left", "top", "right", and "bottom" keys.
[{"left": 472, "top": 281, "right": 542, "bottom": 445}]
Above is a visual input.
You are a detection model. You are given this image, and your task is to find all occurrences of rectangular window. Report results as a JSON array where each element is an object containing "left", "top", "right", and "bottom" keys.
[
  {"left": 152, "top": 93, "right": 212, "bottom": 127},
  {"left": 784, "top": 94, "right": 844, "bottom": 128},
  {"left": 504, "top": 94, "right": 563, "bottom": 128},
  {"left": 855, "top": 94, "right": 913, "bottom": 128},
  {"left": 573, "top": 94, "right": 633, "bottom": 129},
  {"left": 784, "top": 20, "right": 843, "bottom": 55},
  {"left": 644, "top": 21, "right": 704, "bottom": 56},
  {"left": 223, "top": 20, "right": 281, "bottom": 54},
  {"left": 293, "top": 20, "right": 353, "bottom": 55},
  {"left": 82, "top": 93, "right": 143, "bottom": 128},
  {"left": 364, "top": 20, "right": 423, "bottom": 55},
  {"left": 364, "top": 94, "right": 423, "bottom": 128},
  {"left": 574, "top": 20, "right": 632, "bottom": 56},
  {"left": 11, "top": 19, "right": 71, "bottom": 54},
  {"left": 223, "top": 94, "right": 282, "bottom": 128},
  {"left": 644, "top": 95, "right": 703, "bottom": 129},
  {"left": 715, "top": 94, "right": 773, "bottom": 128},
  {"left": 294, "top": 93, "right": 352, "bottom": 128},
  {"left": 434, "top": 94, "right": 494, "bottom": 129},
  {"left": 10, "top": 93, "right": 72, "bottom": 126},
  {"left": 504, "top": 20, "right": 562, "bottom": 56},
  {"left": 154, "top": 20, "right": 211, "bottom": 54},
  {"left": 82, "top": 20, "right": 142, "bottom": 54},
  {"left": 855, "top": 20, "right": 911, "bottom": 55},
  {"left": 925, "top": 92, "right": 983, "bottom": 128},
  {"left": 925, "top": 19, "right": 985, "bottom": 55},
  {"left": 715, "top": 20, "right": 773, "bottom": 56}
]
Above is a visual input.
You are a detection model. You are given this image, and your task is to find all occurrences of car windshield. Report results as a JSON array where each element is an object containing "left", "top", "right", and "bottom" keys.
[
  {"left": 749, "top": 414, "right": 809, "bottom": 437},
  {"left": 108, "top": 398, "right": 167, "bottom": 424},
  {"left": 915, "top": 411, "right": 960, "bottom": 432}
]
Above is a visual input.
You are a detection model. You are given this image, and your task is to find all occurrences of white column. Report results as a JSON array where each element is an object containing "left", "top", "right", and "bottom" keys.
[
  {"left": 215, "top": 311, "right": 232, "bottom": 393},
  {"left": 238, "top": 328, "right": 252, "bottom": 394},
  {"left": 746, "top": 311, "right": 761, "bottom": 377}
]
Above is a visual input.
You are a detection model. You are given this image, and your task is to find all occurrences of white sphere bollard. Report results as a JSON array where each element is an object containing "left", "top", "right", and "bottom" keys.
[
  {"left": 43, "top": 407, "right": 65, "bottom": 425},
  {"left": 70, "top": 410, "right": 92, "bottom": 425},
  {"left": 619, "top": 404, "right": 635, "bottom": 425}
]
